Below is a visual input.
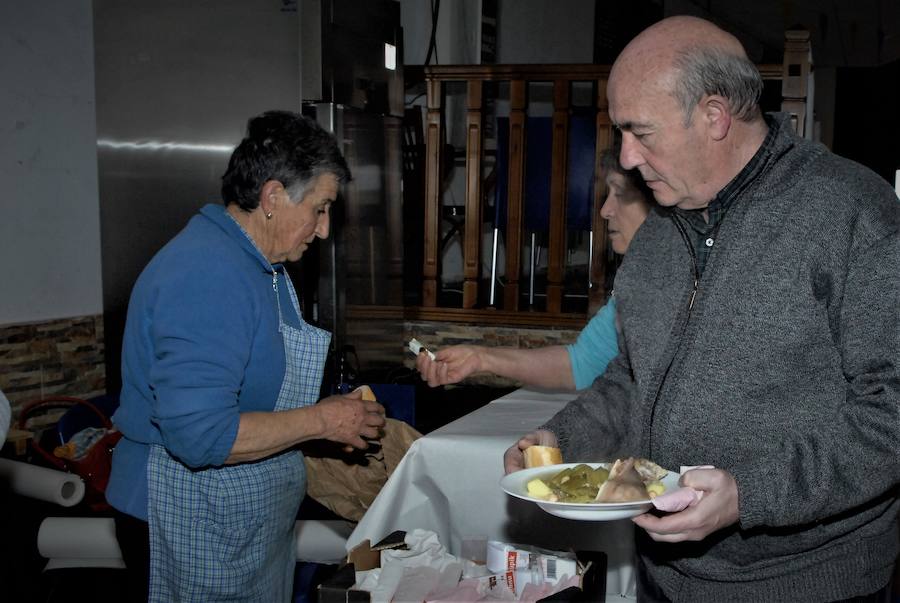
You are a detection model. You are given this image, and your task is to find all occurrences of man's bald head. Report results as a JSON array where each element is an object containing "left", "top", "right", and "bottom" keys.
[
  {"left": 622, "top": 16, "right": 746, "bottom": 59},
  {"left": 611, "top": 16, "right": 763, "bottom": 124},
  {"left": 606, "top": 16, "right": 770, "bottom": 209}
]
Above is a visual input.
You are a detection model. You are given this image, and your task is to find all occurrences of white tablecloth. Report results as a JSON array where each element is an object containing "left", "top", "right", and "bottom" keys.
[{"left": 347, "top": 387, "right": 637, "bottom": 598}]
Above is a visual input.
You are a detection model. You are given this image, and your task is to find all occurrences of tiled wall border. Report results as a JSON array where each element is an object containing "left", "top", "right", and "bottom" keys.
[
  {"left": 401, "top": 320, "right": 581, "bottom": 388},
  {"left": 0, "top": 314, "right": 106, "bottom": 421},
  {"left": 0, "top": 313, "right": 575, "bottom": 423}
]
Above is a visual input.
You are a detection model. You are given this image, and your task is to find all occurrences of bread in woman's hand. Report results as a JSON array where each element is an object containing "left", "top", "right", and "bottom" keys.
[
  {"left": 355, "top": 385, "right": 377, "bottom": 401},
  {"left": 523, "top": 445, "right": 563, "bottom": 468}
]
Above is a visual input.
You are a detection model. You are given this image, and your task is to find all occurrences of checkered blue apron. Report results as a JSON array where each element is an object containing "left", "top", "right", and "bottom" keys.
[{"left": 146, "top": 270, "right": 330, "bottom": 602}]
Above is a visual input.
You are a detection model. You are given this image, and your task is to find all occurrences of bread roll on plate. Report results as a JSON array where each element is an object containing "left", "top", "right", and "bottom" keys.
[{"left": 524, "top": 445, "right": 563, "bottom": 468}]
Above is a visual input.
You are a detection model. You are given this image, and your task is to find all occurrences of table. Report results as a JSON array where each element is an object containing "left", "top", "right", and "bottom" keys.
[{"left": 347, "top": 387, "right": 638, "bottom": 599}]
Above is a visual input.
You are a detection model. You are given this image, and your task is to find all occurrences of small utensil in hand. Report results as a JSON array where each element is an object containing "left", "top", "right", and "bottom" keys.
[{"left": 407, "top": 338, "right": 436, "bottom": 360}]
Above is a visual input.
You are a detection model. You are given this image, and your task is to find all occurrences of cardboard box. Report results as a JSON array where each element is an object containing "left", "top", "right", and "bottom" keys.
[
  {"left": 318, "top": 530, "right": 406, "bottom": 603},
  {"left": 317, "top": 532, "right": 606, "bottom": 603}
]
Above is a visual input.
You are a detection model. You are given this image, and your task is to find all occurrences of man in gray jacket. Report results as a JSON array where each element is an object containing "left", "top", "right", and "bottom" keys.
[{"left": 504, "top": 16, "right": 899, "bottom": 602}]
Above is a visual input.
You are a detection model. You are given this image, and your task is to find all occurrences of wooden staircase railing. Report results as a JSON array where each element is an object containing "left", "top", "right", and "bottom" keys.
[{"left": 412, "top": 31, "right": 810, "bottom": 327}]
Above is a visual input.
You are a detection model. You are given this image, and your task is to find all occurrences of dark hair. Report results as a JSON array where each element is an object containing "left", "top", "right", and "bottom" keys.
[
  {"left": 671, "top": 46, "right": 763, "bottom": 125},
  {"left": 221, "top": 111, "right": 351, "bottom": 211},
  {"left": 599, "top": 135, "right": 652, "bottom": 200}
]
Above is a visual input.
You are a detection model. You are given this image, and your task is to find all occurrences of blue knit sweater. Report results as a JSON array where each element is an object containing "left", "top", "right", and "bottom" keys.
[{"left": 107, "top": 204, "right": 303, "bottom": 521}]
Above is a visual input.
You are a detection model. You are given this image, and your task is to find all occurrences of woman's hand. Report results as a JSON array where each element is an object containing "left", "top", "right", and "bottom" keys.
[
  {"left": 227, "top": 391, "right": 385, "bottom": 464},
  {"left": 315, "top": 389, "right": 386, "bottom": 450},
  {"left": 415, "top": 345, "right": 484, "bottom": 387},
  {"left": 503, "top": 429, "right": 559, "bottom": 474}
]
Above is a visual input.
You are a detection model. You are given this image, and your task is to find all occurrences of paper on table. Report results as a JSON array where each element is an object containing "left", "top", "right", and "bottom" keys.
[
  {"left": 0, "top": 458, "right": 85, "bottom": 507},
  {"left": 356, "top": 529, "right": 463, "bottom": 603},
  {"left": 432, "top": 567, "right": 582, "bottom": 602}
]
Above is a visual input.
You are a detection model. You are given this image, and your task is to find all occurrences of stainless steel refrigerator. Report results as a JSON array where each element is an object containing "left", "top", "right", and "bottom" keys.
[{"left": 95, "top": 0, "right": 404, "bottom": 392}]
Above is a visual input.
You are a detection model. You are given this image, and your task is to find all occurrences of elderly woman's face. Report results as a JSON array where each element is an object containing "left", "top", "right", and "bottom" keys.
[
  {"left": 270, "top": 173, "right": 338, "bottom": 263},
  {"left": 599, "top": 171, "right": 651, "bottom": 255}
]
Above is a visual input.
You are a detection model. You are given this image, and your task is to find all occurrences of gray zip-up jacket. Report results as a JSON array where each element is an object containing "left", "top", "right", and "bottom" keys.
[{"left": 542, "top": 113, "right": 899, "bottom": 602}]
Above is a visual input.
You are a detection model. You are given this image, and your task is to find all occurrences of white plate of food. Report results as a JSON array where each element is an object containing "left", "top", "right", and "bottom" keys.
[{"left": 500, "top": 460, "right": 679, "bottom": 521}]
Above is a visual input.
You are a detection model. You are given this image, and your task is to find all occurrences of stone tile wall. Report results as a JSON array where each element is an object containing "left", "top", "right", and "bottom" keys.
[
  {"left": 0, "top": 314, "right": 574, "bottom": 423},
  {"left": 0, "top": 314, "right": 574, "bottom": 394},
  {"left": 0, "top": 315, "right": 106, "bottom": 422},
  {"left": 345, "top": 316, "right": 582, "bottom": 387}
]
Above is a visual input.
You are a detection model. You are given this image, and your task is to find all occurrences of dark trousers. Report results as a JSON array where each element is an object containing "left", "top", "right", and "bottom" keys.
[{"left": 113, "top": 510, "right": 150, "bottom": 603}]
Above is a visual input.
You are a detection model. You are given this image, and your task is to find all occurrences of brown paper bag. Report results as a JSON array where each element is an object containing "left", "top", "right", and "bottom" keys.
[{"left": 303, "top": 418, "right": 422, "bottom": 521}]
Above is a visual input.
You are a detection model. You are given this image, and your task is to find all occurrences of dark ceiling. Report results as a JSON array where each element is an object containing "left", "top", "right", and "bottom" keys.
[{"left": 683, "top": 0, "right": 900, "bottom": 67}]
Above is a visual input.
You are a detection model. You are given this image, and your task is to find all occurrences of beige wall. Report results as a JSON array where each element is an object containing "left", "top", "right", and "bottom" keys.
[{"left": 0, "top": 0, "right": 103, "bottom": 327}]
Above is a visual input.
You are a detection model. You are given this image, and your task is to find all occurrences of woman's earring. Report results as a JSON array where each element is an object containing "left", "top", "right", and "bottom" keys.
[{"left": 266, "top": 212, "right": 273, "bottom": 219}]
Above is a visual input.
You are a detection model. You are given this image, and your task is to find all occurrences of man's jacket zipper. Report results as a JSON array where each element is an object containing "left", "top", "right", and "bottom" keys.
[{"left": 646, "top": 216, "right": 700, "bottom": 459}]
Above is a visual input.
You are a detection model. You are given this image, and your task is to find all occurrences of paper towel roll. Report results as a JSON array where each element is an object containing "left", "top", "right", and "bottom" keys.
[
  {"left": 35, "top": 517, "right": 351, "bottom": 567},
  {"left": 0, "top": 458, "right": 85, "bottom": 507},
  {"left": 38, "top": 517, "right": 123, "bottom": 560},
  {"left": 294, "top": 519, "right": 355, "bottom": 564}
]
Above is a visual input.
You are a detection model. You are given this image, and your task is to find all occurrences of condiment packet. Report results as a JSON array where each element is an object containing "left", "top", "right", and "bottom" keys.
[
  {"left": 651, "top": 487, "right": 703, "bottom": 512},
  {"left": 650, "top": 465, "right": 714, "bottom": 513},
  {"left": 486, "top": 541, "right": 578, "bottom": 586}
]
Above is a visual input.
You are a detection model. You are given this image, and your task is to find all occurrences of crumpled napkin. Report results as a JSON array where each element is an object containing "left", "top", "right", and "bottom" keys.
[
  {"left": 650, "top": 465, "right": 714, "bottom": 513},
  {"left": 355, "top": 529, "right": 583, "bottom": 602},
  {"left": 356, "top": 528, "right": 464, "bottom": 603}
]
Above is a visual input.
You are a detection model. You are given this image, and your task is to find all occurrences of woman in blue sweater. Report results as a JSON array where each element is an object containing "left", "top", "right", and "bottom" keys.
[
  {"left": 415, "top": 148, "right": 653, "bottom": 390},
  {"left": 106, "top": 111, "right": 386, "bottom": 602}
]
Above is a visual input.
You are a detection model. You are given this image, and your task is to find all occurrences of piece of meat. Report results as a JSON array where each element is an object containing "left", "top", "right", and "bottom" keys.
[
  {"left": 594, "top": 458, "right": 648, "bottom": 503},
  {"left": 634, "top": 458, "right": 668, "bottom": 483}
]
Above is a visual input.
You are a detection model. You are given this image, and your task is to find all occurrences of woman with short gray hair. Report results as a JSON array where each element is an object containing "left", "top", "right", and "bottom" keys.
[{"left": 107, "top": 111, "right": 386, "bottom": 602}]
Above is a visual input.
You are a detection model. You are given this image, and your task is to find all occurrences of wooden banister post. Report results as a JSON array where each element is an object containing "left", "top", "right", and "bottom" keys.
[
  {"left": 589, "top": 77, "right": 614, "bottom": 314},
  {"left": 503, "top": 79, "right": 527, "bottom": 311},
  {"left": 462, "top": 80, "right": 484, "bottom": 308},
  {"left": 422, "top": 77, "right": 443, "bottom": 307},
  {"left": 781, "top": 29, "right": 812, "bottom": 138},
  {"left": 546, "top": 79, "right": 570, "bottom": 314}
]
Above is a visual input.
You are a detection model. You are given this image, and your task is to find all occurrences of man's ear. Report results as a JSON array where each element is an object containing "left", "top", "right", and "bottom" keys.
[
  {"left": 258, "top": 180, "right": 285, "bottom": 215},
  {"left": 702, "top": 95, "right": 732, "bottom": 141}
]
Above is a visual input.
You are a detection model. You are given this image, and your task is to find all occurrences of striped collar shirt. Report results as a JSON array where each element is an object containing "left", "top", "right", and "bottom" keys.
[{"left": 672, "top": 116, "right": 779, "bottom": 277}]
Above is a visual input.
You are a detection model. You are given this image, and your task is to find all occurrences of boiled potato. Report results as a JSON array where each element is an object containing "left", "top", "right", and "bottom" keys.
[{"left": 527, "top": 478, "right": 553, "bottom": 499}]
